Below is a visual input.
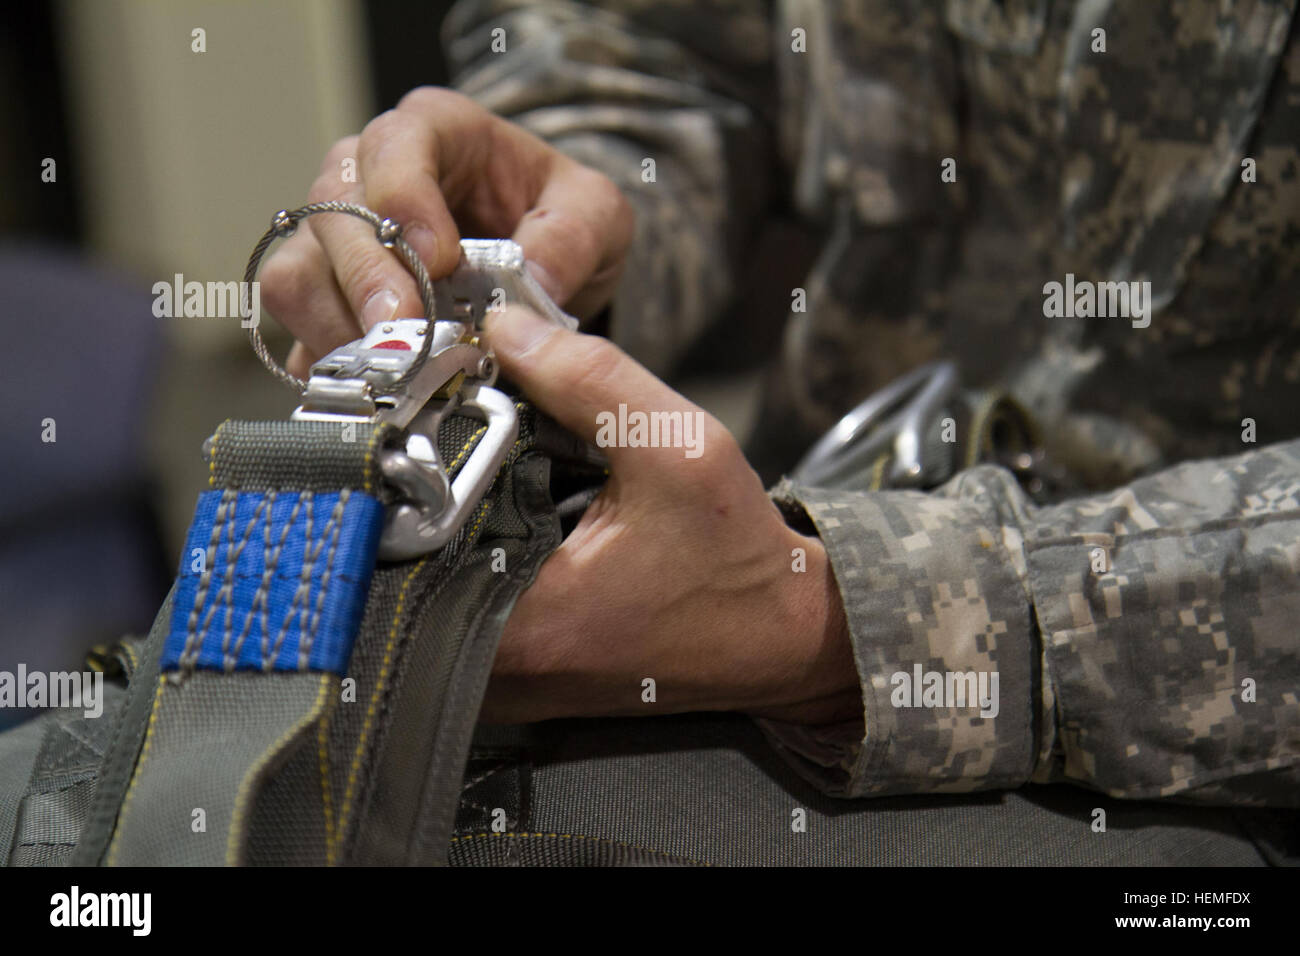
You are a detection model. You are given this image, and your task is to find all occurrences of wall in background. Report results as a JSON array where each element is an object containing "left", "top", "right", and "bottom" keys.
[{"left": 55, "top": 0, "right": 376, "bottom": 354}]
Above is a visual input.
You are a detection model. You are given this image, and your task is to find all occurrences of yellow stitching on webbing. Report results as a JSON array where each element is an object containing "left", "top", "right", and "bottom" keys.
[
  {"left": 106, "top": 676, "right": 167, "bottom": 866},
  {"left": 363, "top": 424, "right": 385, "bottom": 495},
  {"left": 121, "top": 642, "right": 140, "bottom": 673},
  {"left": 320, "top": 418, "right": 498, "bottom": 860},
  {"left": 317, "top": 699, "right": 336, "bottom": 864},
  {"left": 225, "top": 673, "right": 333, "bottom": 867},
  {"left": 447, "top": 831, "right": 712, "bottom": 867},
  {"left": 330, "top": 558, "right": 428, "bottom": 862},
  {"left": 208, "top": 420, "right": 231, "bottom": 489},
  {"left": 446, "top": 425, "right": 488, "bottom": 475},
  {"left": 464, "top": 499, "right": 491, "bottom": 544}
]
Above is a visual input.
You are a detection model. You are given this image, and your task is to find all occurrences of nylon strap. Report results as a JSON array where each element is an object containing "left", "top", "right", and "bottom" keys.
[
  {"left": 94, "top": 408, "right": 569, "bottom": 865},
  {"left": 104, "top": 422, "right": 390, "bottom": 865}
]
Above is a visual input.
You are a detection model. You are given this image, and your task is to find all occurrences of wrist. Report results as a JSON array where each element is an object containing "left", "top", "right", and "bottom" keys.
[{"left": 748, "top": 532, "right": 863, "bottom": 726}]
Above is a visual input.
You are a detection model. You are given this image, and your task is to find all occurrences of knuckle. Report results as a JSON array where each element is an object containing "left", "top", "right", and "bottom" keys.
[
  {"left": 563, "top": 334, "right": 624, "bottom": 393},
  {"left": 546, "top": 165, "right": 634, "bottom": 258},
  {"left": 258, "top": 249, "right": 312, "bottom": 316},
  {"left": 584, "top": 168, "right": 635, "bottom": 246},
  {"left": 609, "top": 186, "right": 636, "bottom": 246},
  {"left": 358, "top": 109, "right": 405, "bottom": 154},
  {"left": 666, "top": 416, "right": 737, "bottom": 488},
  {"left": 365, "top": 167, "right": 429, "bottom": 219},
  {"left": 336, "top": 251, "right": 399, "bottom": 311},
  {"left": 700, "top": 420, "right": 743, "bottom": 470},
  {"left": 585, "top": 166, "right": 624, "bottom": 207},
  {"left": 533, "top": 203, "right": 601, "bottom": 267},
  {"left": 397, "top": 85, "right": 471, "bottom": 116},
  {"left": 307, "top": 167, "right": 347, "bottom": 205},
  {"left": 318, "top": 135, "right": 360, "bottom": 178},
  {"left": 570, "top": 208, "right": 605, "bottom": 261}
]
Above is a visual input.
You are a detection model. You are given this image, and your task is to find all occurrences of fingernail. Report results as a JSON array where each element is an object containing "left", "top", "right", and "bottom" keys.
[
  {"left": 484, "top": 306, "right": 555, "bottom": 355},
  {"left": 404, "top": 223, "right": 437, "bottom": 264},
  {"left": 361, "top": 288, "right": 400, "bottom": 329}
]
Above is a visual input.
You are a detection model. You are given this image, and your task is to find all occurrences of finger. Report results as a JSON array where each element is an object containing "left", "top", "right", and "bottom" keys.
[
  {"left": 377, "top": 88, "right": 632, "bottom": 316},
  {"left": 483, "top": 305, "right": 709, "bottom": 470},
  {"left": 511, "top": 158, "right": 634, "bottom": 317},
  {"left": 355, "top": 92, "right": 474, "bottom": 278},
  {"left": 305, "top": 136, "right": 426, "bottom": 331},
  {"left": 260, "top": 228, "right": 364, "bottom": 361},
  {"left": 285, "top": 341, "right": 320, "bottom": 380}
]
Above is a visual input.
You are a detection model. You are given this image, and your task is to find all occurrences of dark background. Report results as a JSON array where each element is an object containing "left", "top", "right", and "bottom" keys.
[{"left": 0, "top": 1, "right": 461, "bottom": 245}]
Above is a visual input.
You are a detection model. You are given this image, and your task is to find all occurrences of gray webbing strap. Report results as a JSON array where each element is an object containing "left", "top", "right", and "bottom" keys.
[
  {"left": 325, "top": 451, "right": 559, "bottom": 865},
  {"left": 104, "top": 422, "right": 392, "bottom": 865},
  {"left": 93, "top": 407, "right": 563, "bottom": 865},
  {"left": 6, "top": 637, "right": 139, "bottom": 866},
  {"left": 70, "top": 591, "right": 173, "bottom": 865},
  {"left": 108, "top": 672, "right": 334, "bottom": 865},
  {"left": 5, "top": 678, "right": 125, "bottom": 866}
]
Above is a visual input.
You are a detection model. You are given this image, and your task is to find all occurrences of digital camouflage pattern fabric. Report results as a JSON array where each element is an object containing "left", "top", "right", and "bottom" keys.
[{"left": 444, "top": 0, "right": 1300, "bottom": 805}]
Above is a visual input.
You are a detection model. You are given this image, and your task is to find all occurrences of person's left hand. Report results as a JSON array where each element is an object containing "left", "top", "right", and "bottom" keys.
[{"left": 479, "top": 305, "right": 863, "bottom": 728}]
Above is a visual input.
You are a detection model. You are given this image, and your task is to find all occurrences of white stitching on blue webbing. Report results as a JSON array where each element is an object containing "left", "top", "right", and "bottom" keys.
[
  {"left": 251, "top": 492, "right": 306, "bottom": 668},
  {"left": 211, "top": 494, "right": 272, "bottom": 670},
  {"left": 300, "top": 489, "right": 350, "bottom": 670},
  {"left": 181, "top": 489, "right": 234, "bottom": 670},
  {"left": 224, "top": 490, "right": 279, "bottom": 672}
]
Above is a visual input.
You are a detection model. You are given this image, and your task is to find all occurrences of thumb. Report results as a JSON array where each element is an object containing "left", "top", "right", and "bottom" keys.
[{"left": 483, "top": 305, "right": 706, "bottom": 469}]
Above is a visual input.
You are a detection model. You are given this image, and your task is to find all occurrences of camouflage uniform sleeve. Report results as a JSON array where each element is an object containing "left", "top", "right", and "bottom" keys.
[
  {"left": 762, "top": 439, "right": 1300, "bottom": 807},
  {"left": 443, "top": 0, "right": 775, "bottom": 376}
]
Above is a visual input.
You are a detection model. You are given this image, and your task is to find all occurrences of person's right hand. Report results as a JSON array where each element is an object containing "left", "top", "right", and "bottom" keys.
[{"left": 259, "top": 87, "right": 635, "bottom": 377}]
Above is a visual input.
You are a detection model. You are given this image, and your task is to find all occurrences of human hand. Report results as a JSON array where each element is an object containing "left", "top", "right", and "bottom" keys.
[
  {"left": 480, "top": 306, "right": 862, "bottom": 727},
  {"left": 258, "top": 87, "right": 634, "bottom": 377}
]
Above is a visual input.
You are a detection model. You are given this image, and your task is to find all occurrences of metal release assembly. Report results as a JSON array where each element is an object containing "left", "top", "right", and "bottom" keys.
[
  {"left": 243, "top": 204, "right": 578, "bottom": 559},
  {"left": 291, "top": 240, "right": 579, "bottom": 560},
  {"left": 291, "top": 315, "right": 518, "bottom": 561}
]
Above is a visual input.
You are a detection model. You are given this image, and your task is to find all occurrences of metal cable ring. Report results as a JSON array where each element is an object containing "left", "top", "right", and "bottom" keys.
[{"left": 243, "top": 201, "right": 438, "bottom": 395}]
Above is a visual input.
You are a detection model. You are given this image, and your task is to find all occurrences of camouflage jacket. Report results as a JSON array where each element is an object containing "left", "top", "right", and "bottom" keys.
[{"left": 445, "top": 0, "right": 1300, "bottom": 806}]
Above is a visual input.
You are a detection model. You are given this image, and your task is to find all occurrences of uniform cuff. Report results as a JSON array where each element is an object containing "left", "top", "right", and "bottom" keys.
[{"left": 762, "top": 472, "right": 1039, "bottom": 797}]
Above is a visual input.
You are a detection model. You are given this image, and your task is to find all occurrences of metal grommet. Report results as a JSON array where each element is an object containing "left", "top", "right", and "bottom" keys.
[
  {"left": 377, "top": 217, "right": 402, "bottom": 247},
  {"left": 242, "top": 201, "right": 439, "bottom": 395},
  {"left": 271, "top": 209, "right": 297, "bottom": 239}
]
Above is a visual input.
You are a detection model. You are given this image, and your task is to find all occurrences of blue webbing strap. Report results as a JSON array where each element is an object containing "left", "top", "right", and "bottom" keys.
[
  {"left": 163, "top": 488, "right": 384, "bottom": 675},
  {"left": 106, "top": 421, "right": 393, "bottom": 865}
]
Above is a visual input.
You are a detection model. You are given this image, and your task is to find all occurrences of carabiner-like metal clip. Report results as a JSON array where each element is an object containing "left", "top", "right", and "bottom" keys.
[
  {"left": 291, "top": 316, "right": 519, "bottom": 560},
  {"left": 376, "top": 382, "right": 519, "bottom": 560},
  {"left": 793, "top": 361, "right": 958, "bottom": 490}
]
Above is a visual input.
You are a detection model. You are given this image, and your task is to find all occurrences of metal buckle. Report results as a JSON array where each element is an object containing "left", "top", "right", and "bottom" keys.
[
  {"left": 792, "top": 361, "right": 958, "bottom": 490},
  {"left": 291, "top": 316, "right": 520, "bottom": 561},
  {"left": 242, "top": 203, "right": 580, "bottom": 559}
]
